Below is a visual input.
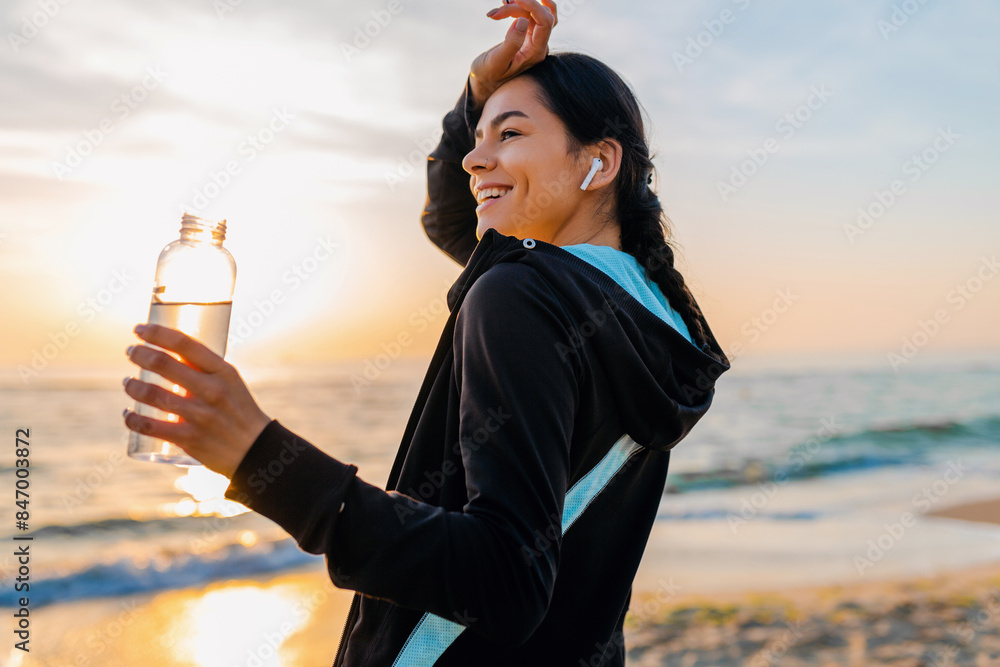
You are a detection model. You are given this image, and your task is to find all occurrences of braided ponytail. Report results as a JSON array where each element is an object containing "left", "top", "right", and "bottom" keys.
[
  {"left": 519, "top": 52, "right": 726, "bottom": 363},
  {"left": 618, "top": 169, "right": 714, "bottom": 355}
]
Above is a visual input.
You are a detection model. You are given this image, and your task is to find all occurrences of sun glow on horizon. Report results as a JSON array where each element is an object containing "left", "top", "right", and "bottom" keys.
[{"left": 1, "top": 1, "right": 997, "bottom": 372}]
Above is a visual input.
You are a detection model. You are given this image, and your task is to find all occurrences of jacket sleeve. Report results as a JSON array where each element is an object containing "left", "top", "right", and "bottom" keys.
[
  {"left": 420, "top": 76, "right": 483, "bottom": 267},
  {"left": 223, "top": 263, "right": 581, "bottom": 645}
]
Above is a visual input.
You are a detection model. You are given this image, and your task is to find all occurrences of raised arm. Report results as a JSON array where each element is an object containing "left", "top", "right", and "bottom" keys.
[
  {"left": 420, "top": 78, "right": 482, "bottom": 267},
  {"left": 421, "top": 0, "right": 558, "bottom": 266}
]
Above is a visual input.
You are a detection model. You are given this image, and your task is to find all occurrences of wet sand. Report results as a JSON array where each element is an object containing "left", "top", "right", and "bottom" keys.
[
  {"left": 927, "top": 497, "right": 1000, "bottom": 527},
  {"left": 13, "top": 564, "right": 355, "bottom": 667}
]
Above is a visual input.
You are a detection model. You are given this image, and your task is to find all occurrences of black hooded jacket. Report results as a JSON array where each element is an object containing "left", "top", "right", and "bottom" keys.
[{"left": 223, "top": 77, "right": 730, "bottom": 666}]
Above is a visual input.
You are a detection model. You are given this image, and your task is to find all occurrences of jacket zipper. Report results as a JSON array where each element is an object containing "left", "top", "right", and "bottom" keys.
[{"left": 332, "top": 593, "right": 359, "bottom": 666}]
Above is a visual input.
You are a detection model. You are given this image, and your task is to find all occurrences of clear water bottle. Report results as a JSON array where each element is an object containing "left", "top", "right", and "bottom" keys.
[{"left": 127, "top": 213, "right": 237, "bottom": 465}]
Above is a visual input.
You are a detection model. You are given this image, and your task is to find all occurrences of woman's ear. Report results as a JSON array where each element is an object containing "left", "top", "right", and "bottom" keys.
[{"left": 583, "top": 139, "right": 623, "bottom": 191}]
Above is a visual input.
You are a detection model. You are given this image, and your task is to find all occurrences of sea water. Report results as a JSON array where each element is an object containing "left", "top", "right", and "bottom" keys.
[
  {"left": 0, "top": 352, "right": 998, "bottom": 610},
  {"left": 127, "top": 301, "right": 233, "bottom": 465}
]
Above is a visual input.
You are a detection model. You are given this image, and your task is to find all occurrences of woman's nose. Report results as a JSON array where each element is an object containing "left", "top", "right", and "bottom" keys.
[{"left": 462, "top": 144, "right": 493, "bottom": 175}]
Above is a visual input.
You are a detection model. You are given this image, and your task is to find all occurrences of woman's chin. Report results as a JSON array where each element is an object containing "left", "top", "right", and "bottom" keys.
[
  {"left": 476, "top": 219, "right": 503, "bottom": 240},
  {"left": 477, "top": 217, "right": 527, "bottom": 241}
]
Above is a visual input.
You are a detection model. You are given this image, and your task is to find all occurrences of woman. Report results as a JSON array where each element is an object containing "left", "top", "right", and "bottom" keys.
[{"left": 123, "top": 1, "right": 730, "bottom": 664}]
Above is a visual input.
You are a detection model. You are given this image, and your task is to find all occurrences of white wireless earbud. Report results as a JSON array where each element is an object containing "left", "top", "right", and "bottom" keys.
[{"left": 580, "top": 157, "right": 603, "bottom": 190}]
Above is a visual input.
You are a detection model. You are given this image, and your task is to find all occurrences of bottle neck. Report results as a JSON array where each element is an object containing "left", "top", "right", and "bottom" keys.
[{"left": 180, "top": 213, "right": 226, "bottom": 246}]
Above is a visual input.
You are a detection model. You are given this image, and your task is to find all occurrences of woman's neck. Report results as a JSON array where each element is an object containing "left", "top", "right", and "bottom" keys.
[{"left": 550, "top": 221, "right": 622, "bottom": 251}]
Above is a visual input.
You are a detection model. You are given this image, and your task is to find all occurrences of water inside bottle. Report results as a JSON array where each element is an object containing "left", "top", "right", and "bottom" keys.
[{"left": 127, "top": 301, "right": 233, "bottom": 466}]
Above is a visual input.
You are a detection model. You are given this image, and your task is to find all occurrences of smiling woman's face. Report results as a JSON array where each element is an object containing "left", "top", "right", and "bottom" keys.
[{"left": 462, "top": 76, "right": 594, "bottom": 244}]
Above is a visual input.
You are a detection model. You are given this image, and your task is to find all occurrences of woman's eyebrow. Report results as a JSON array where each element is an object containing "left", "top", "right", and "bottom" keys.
[{"left": 474, "top": 110, "right": 530, "bottom": 141}]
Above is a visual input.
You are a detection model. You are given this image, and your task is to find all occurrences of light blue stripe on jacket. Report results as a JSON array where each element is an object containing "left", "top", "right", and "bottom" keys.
[{"left": 392, "top": 433, "right": 644, "bottom": 666}]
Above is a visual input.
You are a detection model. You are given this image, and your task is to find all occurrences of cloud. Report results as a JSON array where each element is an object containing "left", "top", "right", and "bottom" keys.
[{"left": 1, "top": 0, "right": 998, "bottom": 363}]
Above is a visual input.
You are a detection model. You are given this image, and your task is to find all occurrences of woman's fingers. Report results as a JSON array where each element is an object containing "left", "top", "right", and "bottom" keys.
[
  {"left": 133, "top": 323, "right": 227, "bottom": 374},
  {"left": 123, "top": 375, "right": 212, "bottom": 426},
  {"left": 122, "top": 404, "right": 197, "bottom": 448},
  {"left": 527, "top": 0, "right": 556, "bottom": 52},
  {"left": 483, "top": 15, "right": 530, "bottom": 69},
  {"left": 539, "top": 0, "right": 558, "bottom": 26},
  {"left": 488, "top": 0, "right": 556, "bottom": 28},
  {"left": 507, "top": 0, "right": 556, "bottom": 45},
  {"left": 488, "top": 0, "right": 555, "bottom": 52},
  {"left": 511, "top": 1, "right": 554, "bottom": 61},
  {"left": 474, "top": 0, "right": 557, "bottom": 103},
  {"left": 122, "top": 322, "right": 271, "bottom": 478},
  {"left": 126, "top": 343, "right": 200, "bottom": 393},
  {"left": 126, "top": 324, "right": 228, "bottom": 400}
]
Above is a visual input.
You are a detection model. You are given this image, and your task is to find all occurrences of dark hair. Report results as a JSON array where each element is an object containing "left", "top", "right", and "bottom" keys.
[{"left": 516, "top": 52, "right": 726, "bottom": 363}]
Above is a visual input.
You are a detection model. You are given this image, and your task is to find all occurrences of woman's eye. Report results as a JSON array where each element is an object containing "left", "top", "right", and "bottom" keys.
[{"left": 499, "top": 129, "right": 519, "bottom": 141}]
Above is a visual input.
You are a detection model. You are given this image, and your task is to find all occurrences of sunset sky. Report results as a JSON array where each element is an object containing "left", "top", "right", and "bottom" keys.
[{"left": 1, "top": 0, "right": 998, "bottom": 380}]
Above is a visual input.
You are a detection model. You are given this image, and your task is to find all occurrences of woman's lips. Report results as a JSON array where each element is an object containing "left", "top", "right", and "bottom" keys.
[{"left": 476, "top": 189, "right": 511, "bottom": 213}]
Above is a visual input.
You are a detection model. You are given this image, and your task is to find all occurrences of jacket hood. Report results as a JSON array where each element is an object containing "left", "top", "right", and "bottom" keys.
[{"left": 446, "top": 228, "right": 731, "bottom": 452}]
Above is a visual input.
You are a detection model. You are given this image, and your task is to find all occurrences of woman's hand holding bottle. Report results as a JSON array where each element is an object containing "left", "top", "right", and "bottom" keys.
[{"left": 123, "top": 323, "right": 271, "bottom": 479}]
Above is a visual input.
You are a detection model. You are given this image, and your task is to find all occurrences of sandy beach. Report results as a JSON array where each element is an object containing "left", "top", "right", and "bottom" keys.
[
  {"left": 12, "top": 497, "right": 1000, "bottom": 666},
  {"left": 626, "top": 553, "right": 1000, "bottom": 666},
  {"left": 624, "top": 498, "right": 1000, "bottom": 666}
]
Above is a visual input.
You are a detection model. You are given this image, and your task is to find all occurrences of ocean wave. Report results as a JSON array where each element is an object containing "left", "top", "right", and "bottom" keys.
[
  {"left": 864, "top": 414, "right": 1000, "bottom": 439},
  {"left": 667, "top": 413, "right": 1000, "bottom": 494},
  {"left": 1, "top": 514, "right": 253, "bottom": 542},
  {"left": 0, "top": 538, "right": 319, "bottom": 609},
  {"left": 656, "top": 508, "right": 823, "bottom": 521}
]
